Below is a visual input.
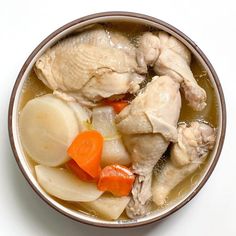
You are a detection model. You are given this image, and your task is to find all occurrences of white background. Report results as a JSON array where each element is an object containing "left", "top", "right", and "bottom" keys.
[{"left": 0, "top": 0, "right": 235, "bottom": 235}]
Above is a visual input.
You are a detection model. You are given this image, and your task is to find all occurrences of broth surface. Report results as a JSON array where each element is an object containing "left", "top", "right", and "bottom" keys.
[{"left": 18, "top": 21, "right": 218, "bottom": 220}]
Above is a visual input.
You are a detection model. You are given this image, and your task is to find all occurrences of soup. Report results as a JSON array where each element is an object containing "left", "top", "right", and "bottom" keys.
[{"left": 18, "top": 21, "right": 218, "bottom": 220}]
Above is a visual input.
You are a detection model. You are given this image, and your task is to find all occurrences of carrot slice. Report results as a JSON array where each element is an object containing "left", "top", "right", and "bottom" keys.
[
  {"left": 97, "top": 165, "right": 135, "bottom": 196},
  {"left": 104, "top": 100, "right": 129, "bottom": 113},
  {"left": 67, "top": 130, "right": 103, "bottom": 178},
  {"left": 66, "top": 159, "right": 100, "bottom": 183}
]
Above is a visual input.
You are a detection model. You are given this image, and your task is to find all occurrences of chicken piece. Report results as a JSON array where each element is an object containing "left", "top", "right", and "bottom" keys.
[
  {"left": 152, "top": 121, "right": 216, "bottom": 207},
  {"left": 136, "top": 32, "right": 161, "bottom": 67},
  {"left": 116, "top": 76, "right": 181, "bottom": 138},
  {"left": 34, "top": 25, "right": 145, "bottom": 105},
  {"left": 81, "top": 72, "right": 144, "bottom": 102},
  {"left": 137, "top": 31, "right": 206, "bottom": 111},
  {"left": 37, "top": 44, "right": 140, "bottom": 91},
  {"left": 116, "top": 75, "right": 181, "bottom": 218},
  {"left": 158, "top": 31, "right": 191, "bottom": 65},
  {"left": 53, "top": 71, "right": 145, "bottom": 107},
  {"left": 61, "top": 24, "right": 138, "bottom": 59},
  {"left": 63, "top": 24, "right": 111, "bottom": 48},
  {"left": 171, "top": 121, "right": 216, "bottom": 167},
  {"left": 123, "top": 134, "right": 169, "bottom": 217}
]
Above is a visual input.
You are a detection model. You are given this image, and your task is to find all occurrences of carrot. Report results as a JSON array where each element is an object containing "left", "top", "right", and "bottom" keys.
[
  {"left": 104, "top": 100, "right": 129, "bottom": 113},
  {"left": 67, "top": 130, "right": 103, "bottom": 178},
  {"left": 66, "top": 159, "right": 100, "bottom": 183},
  {"left": 97, "top": 165, "right": 135, "bottom": 196}
]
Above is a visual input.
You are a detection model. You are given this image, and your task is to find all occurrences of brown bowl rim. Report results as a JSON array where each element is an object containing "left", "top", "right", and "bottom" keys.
[{"left": 8, "top": 11, "right": 226, "bottom": 228}]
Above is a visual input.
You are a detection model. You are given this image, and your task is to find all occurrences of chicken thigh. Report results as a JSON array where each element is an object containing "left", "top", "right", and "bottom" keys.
[
  {"left": 116, "top": 75, "right": 181, "bottom": 218},
  {"left": 34, "top": 25, "right": 146, "bottom": 106},
  {"left": 152, "top": 121, "right": 216, "bottom": 207},
  {"left": 137, "top": 31, "right": 206, "bottom": 111}
]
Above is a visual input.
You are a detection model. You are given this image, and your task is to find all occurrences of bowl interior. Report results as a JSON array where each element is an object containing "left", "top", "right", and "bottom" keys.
[{"left": 9, "top": 13, "right": 225, "bottom": 227}]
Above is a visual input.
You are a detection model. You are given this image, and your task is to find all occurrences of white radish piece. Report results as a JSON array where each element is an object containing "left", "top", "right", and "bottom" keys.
[
  {"left": 67, "top": 102, "right": 91, "bottom": 131},
  {"left": 19, "top": 94, "right": 79, "bottom": 167},
  {"left": 80, "top": 193, "right": 130, "bottom": 220},
  {"left": 102, "top": 139, "right": 131, "bottom": 166},
  {"left": 92, "top": 106, "right": 117, "bottom": 137},
  {"left": 35, "top": 165, "right": 103, "bottom": 202},
  {"left": 92, "top": 106, "right": 131, "bottom": 166}
]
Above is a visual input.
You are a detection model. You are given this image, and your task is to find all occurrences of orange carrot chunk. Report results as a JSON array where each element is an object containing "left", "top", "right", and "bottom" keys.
[
  {"left": 66, "top": 159, "right": 100, "bottom": 183},
  {"left": 67, "top": 130, "right": 103, "bottom": 178},
  {"left": 98, "top": 165, "right": 135, "bottom": 196},
  {"left": 104, "top": 100, "right": 129, "bottom": 113}
]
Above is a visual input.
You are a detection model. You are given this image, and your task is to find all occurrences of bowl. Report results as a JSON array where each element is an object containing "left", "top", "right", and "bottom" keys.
[{"left": 8, "top": 11, "right": 226, "bottom": 228}]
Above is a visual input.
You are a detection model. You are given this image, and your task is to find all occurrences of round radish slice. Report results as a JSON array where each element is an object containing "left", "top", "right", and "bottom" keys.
[
  {"left": 19, "top": 94, "right": 79, "bottom": 166},
  {"left": 35, "top": 165, "right": 103, "bottom": 202}
]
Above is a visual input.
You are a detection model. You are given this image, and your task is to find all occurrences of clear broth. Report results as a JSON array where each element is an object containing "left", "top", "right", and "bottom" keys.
[{"left": 18, "top": 21, "right": 218, "bottom": 220}]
